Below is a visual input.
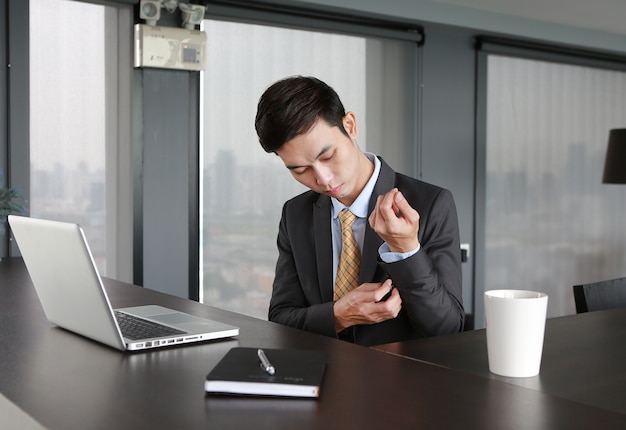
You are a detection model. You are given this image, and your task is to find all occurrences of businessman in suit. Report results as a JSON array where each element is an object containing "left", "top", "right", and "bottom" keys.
[{"left": 255, "top": 76, "right": 464, "bottom": 346}]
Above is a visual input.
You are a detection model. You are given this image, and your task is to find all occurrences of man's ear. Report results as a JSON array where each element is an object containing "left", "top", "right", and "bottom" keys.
[{"left": 343, "top": 112, "right": 358, "bottom": 139}]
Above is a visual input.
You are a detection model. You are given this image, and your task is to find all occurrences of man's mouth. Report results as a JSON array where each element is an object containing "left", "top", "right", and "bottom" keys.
[{"left": 326, "top": 185, "right": 342, "bottom": 196}]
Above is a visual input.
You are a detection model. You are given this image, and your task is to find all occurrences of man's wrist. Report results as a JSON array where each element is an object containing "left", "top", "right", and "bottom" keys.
[{"left": 333, "top": 301, "right": 349, "bottom": 332}]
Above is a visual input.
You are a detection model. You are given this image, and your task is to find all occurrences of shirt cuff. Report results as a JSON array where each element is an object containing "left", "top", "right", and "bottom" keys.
[{"left": 378, "top": 242, "right": 420, "bottom": 263}]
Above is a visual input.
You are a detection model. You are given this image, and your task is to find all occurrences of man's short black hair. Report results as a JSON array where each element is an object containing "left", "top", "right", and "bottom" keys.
[{"left": 255, "top": 76, "right": 349, "bottom": 153}]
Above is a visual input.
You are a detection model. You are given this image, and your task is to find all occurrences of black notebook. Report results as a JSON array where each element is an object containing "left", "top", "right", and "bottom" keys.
[{"left": 204, "top": 347, "right": 327, "bottom": 398}]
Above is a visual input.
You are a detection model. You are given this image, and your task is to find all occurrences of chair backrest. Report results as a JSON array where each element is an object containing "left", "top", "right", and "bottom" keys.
[{"left": 573, "top": 277, "right": 626, "bottom": 313}]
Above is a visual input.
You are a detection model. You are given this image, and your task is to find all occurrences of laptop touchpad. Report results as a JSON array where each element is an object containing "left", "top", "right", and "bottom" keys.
[{"left": 152, "top": 313, "right": 199, "bottom": 325}]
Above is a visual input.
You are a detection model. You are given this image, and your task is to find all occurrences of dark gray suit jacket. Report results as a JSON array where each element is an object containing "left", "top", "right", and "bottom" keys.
[{"left": 268, "top": 157, "right": 464, "bottom": 346}]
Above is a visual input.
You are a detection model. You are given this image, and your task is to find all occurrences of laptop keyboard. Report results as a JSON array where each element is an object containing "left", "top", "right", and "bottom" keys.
[{"left": 115, "top": 311, "right": 186, "bottom": 340}]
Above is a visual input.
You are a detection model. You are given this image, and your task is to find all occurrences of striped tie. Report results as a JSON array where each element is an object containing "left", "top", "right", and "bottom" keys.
[{"left": 334, "top": 210, "right": 361, "bottom": 300}]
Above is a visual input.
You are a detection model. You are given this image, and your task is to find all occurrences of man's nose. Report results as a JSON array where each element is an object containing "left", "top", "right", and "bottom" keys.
[{"left": 314, "top": 166, "right": 332, "bottom": 186}]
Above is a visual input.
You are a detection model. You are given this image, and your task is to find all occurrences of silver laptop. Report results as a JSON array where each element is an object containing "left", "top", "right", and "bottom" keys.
[{"left": 8, "top": 215, "right": 239, "bottom": 351}]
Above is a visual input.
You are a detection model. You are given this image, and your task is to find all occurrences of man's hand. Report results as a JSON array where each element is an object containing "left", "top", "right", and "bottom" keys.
[
  {"left": 333, "top": 279, "right": 402, "bottom": 332},
  {"left": 369, "top": 188, "right": 420, "bottom": 253}
]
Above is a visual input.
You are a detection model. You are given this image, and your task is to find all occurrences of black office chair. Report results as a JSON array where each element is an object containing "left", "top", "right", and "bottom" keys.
[{"left": 573, "top": 277, "right": 626, "bottom": 313}]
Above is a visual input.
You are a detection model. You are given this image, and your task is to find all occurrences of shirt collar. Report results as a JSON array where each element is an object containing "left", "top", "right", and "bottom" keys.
[{"left": 332, "top": 153, "right": 380, "bottom": 219}]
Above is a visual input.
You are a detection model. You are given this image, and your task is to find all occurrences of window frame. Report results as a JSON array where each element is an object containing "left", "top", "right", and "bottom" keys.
[
  {"left": 474, "top": 37, "right": 626, "bottom": 326},
  {"left": 6, "top": 0, "right": 133, "bottom": 283}
]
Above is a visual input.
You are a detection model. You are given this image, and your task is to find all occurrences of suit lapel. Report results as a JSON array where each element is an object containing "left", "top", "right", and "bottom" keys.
[
  {"left": 314, "top": 194, "right": 334, "bottom": 303},
  {"left": 361, "top": 158, "right": 396, "bottom": 281}
]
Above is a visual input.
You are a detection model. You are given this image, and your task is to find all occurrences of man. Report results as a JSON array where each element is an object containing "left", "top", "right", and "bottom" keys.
[{"left": 255, "top": 76, "right": 464, "bottom": 346}]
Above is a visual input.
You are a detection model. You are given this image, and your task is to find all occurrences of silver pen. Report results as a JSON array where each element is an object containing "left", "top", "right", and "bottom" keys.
[{"left": 257, "top": 348, "right": 275, "bottom": 375}]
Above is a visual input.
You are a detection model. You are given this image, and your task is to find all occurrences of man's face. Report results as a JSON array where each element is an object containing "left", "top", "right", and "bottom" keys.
[{"left": 276, "top": 112, "right": 371, "bottom": 207}]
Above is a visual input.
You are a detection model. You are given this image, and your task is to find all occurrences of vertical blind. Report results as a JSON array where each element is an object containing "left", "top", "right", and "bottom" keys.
[{"left": 482, "top": 51, "right": 626, "bottom": 317}]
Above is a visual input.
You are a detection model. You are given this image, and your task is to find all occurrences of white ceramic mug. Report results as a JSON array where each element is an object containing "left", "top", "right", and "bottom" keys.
[{"left": 484, "top": 289, "right": 548, "bottom": 378}]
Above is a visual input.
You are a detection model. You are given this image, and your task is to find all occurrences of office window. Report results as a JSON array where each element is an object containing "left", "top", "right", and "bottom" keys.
[
  {"left": 29, "top": 0, "right": 132, "bottom": 279},
  {"left": 200, "top": 19, "right": 418, "bottom": 318},
  {"left": 484, "top": 54, "right": 626, "bottom": 318}
]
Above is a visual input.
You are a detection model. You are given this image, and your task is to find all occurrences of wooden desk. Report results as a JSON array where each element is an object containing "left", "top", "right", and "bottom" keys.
[
  {"left": 2, "top": 258, "right": 626, "bottom": 429},
  {"left": 374, "top": 307, "right": 626, "bottom": 415}
]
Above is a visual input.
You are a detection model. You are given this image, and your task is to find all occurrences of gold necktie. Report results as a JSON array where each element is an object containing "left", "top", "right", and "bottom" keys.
[{"left": 334, "top": 210, "right": 361, "bottom": 300}]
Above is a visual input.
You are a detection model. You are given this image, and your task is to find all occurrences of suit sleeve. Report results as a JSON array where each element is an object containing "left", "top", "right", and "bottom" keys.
[
  {"left": 378, "top": 188, "right": 464, "bottom": 336},
  {"left": 268, "top": 203, "right": 337, "bottom": 338}
]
